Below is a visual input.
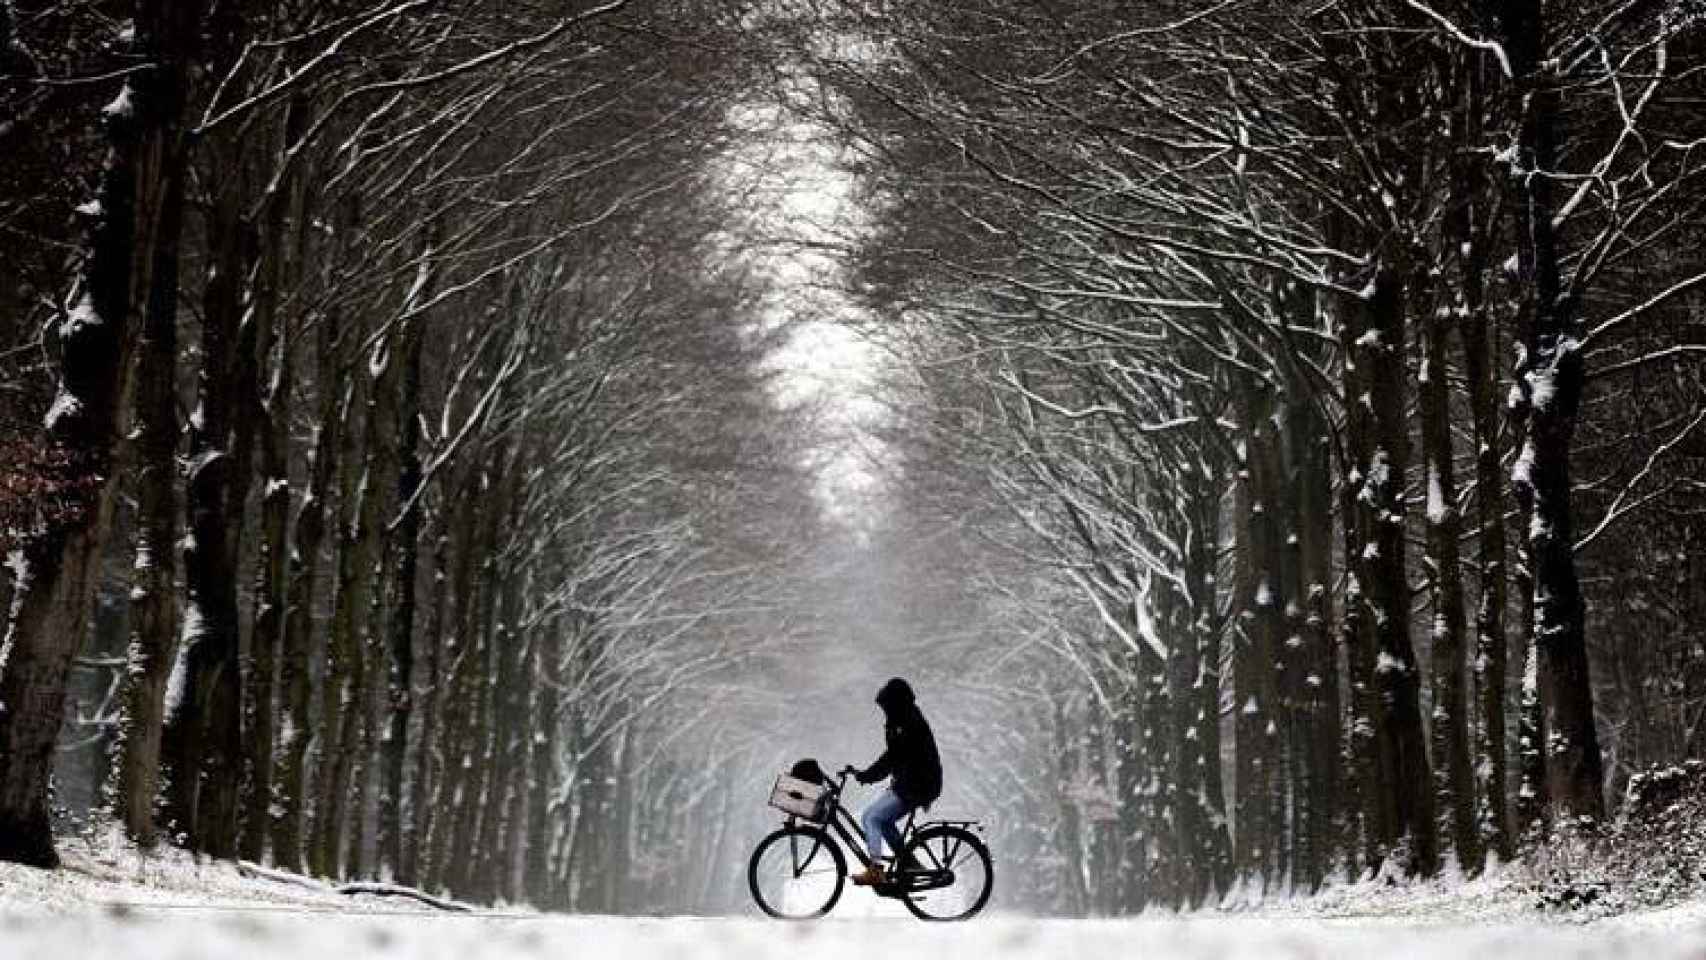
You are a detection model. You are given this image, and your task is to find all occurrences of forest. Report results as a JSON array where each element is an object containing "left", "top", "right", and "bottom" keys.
[{"left": 2, "top": 0, "right": 1704, "bottom": 919}]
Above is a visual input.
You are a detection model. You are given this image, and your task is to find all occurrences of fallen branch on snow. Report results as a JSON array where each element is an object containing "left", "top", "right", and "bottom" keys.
[
  {"left": 238, "top": 861, "right": 473, "bottom": 913},
  {"left": 236, "top": 860, "right": 334, "bottom": 893},
  {"left": 333, "top": 882, "right": 475, "bottom": 913}
]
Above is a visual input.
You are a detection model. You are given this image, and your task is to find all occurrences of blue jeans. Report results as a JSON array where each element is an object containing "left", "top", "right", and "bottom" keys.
[{"left": 861, "top": 788, "right": 909, "bottom": 862}]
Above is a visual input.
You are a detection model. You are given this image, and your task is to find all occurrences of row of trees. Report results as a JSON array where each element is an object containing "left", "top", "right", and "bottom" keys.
[
  {"left": 801, "top": 0, "right": 1706, "bottom": 910},
  {"left": 1, "top": 0, "right": 828, "bottom": 911}
]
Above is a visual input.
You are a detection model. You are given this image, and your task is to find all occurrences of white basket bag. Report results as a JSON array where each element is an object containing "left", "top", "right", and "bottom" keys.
[{"left": 768, "top": 773, "right": 829, "bottom": 821}]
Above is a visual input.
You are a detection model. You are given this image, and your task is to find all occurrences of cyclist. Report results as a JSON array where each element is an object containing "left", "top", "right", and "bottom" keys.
[{"left": 851, "top": 677, "right": 941, "bottom": 886}]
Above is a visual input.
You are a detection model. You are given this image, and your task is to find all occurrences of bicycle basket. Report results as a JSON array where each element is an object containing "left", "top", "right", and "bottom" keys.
[{"left": 768, "top": 773, "right": 829, "bottom": 821}]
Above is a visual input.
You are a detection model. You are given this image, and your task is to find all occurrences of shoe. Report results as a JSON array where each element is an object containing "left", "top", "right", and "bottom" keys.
[{"left": 851, "top": 865, "right": 885, "bottom": 886}]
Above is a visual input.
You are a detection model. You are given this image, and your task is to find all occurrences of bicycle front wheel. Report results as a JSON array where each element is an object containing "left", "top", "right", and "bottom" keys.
[
  {"left": 748, "top": 823, "right": 846, "bottom": 919},
  {"left": 900, "top": 824, "right": 993, "bottom": 921}
]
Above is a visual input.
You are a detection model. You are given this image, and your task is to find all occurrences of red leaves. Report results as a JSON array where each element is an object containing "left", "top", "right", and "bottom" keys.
[{"left": 0, "top": 433, "right": 104, "bottom": 555}]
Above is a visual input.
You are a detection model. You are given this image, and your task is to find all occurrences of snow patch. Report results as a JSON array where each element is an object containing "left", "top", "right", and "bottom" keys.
[
  {"left": 42, "top": 390, "right": 82, "bottom": 432},
  {"left": 101, "top": 83, "right": 135, "bottom": 120},
  {"left": 1426, "top": 465, "right": 1450, "bottom": 524}
]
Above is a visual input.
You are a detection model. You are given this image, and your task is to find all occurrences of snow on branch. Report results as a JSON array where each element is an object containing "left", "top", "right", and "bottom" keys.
[
  {"left": 1584, "top": 269, "right": 1706, "bottom": 347},
  {"left": 236, "top": 860, "right": 336, "bottom": 892},
  {"left": 1573, "top": 404, "right": 1706, "bottom": 554},
  {"left": 237, "top": 861, "right": 476, "bottom": 912},
  {"left": 335, "top": 882, "right": 476, "bottom": 913},
  {"left": 1069, "top": 568, "right": 1168, "bottom": 662},
  {"left": 1404, "top": 0, "right": 1513, "bottom": 78}
]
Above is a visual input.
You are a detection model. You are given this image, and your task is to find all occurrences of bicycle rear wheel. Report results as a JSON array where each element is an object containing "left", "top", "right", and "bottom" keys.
[
  {"left": 899, "top": 825, "right": 993, "bottom": 921},
  {"left": 748, "top": 823, "right": 846, "bottom": 919}
]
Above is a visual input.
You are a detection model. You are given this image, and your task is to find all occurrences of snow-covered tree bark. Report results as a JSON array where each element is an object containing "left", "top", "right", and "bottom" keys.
[
  {"left": 378, "top": 263, "right": 428, "bottom": 881},
  {"left": 1421, "top": 271, "right": 1478, "bottom": 870},
  {"left": 309, "top": 335, "right": 369, "bottom": 877},
  {"left": 242, "top": 93, "right": 308, "bottom": 864},
  {"left": 1359, "top": 267, "right": 1437, "bottom": 876},
  {"left": 272, "top": 299, "right": 343, "bottom": 873},
  {"left": 104, "top": 116, "right": 188, "bottom": 849},
  {"left": 1498, "top": 0, "right": 1605, "bottom": 825},
  {"left": 1291, "top": 391, "right": 1335, "bottom": 892},
  {"left": 0, "top": 0, "right": 192, "bottom": 866},
  {"left": 162, "top": 175, "right": 254, "bottom": 858},
  {"left": 1447, "top": 43, "right": 1512, "bottom": 859}
]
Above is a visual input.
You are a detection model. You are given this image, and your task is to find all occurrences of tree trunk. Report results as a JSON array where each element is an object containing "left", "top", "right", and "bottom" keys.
[
  {"left": 444, "top": 448, "right": 508, "bottom": 895},
  {"left": 1513, "top": 440, "right": 1547, "bottom": 835},
  {"left": 1452, "top": 47, "right": 1512, "bottom": 856},
  {"left": 471, "top": 551, "right": 523, "bottom": 901},
  {"left": 1337, "top": 275, "right": 1382, "bottom": 878},
  {"left": 242, "top": 97, "right": 305, "bottom": 864},
  {"left": 502, "top": 627, "right": 535, "bottom": 902},
  {"left": 1499, "top": 0, "right": 1605, "bottom": 824},
  {"left": 1053, "top": 692, "right": 1088, "bottom": 916},
  {"left": 1421, "top": 293, "right": 1478, "bottom": 870},
  {"left": 423, "top": 468, "right": 482, "bottom": 893},
  {"left": 474, "top": 559, "right": 525, "bottom": 900},
  {"left": 570, "top": 733, "right": 612, "bottom": 911},
  {"left": 310, "top": 366, "right": 367, "bottom": 877},
  {"left": 379, "top": 297, "right": 427, "bottom": 879},
  {"left": 1184, "top": 451, "right": 1233, "bottom": 901},
  {"left": 271, "top": 303, "right": 341, "bottom": 874},
  {"left": 1231, "top": 430, "right": 1266, "bottom": 891},
  {"left": 1236, "top": 377, "right": 1286, "bottom": 892},
  {"left": 1163, "top": 553, "right": 1204, "bottom": 908},
  {"left": 161, "top": 173, "right": 251, "bottom": 859},
  {"left": 0, "top": 0, "right": 189, "bottom": 869},
  {"left": 1516, "top": 627, "right": 1548, "bottom": 833},
  {"left": 402, "top": 522, "right": 449, "bottom": 886},
  {"left": 1359, "top": 269, "right": 1437, "bottom": 875},
  {"left": 607, "top": 728, "right": 634, "bottom": 910},
  {"left": 343, "top": 300, "right": 410, "bottom": 878},
  {"left": 1293, "top": 393, "right": 1335, "bottom": 892},
  {"left": 524, "top": 621, "right": 561, "bottom": 904},
  {"left": 1083, "top": 694, "right": 1111, "bottom": 913},
  {"left": 105, "top": 133, "right": 188, "bottom": 848},
  {"left": 344, "top": 544, "right": 385, "bottom": 878}
]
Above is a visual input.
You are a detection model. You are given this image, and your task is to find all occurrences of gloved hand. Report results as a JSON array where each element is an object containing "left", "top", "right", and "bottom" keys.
[{"left": 855, "top": 767, "right": 878, "bottom": 785}]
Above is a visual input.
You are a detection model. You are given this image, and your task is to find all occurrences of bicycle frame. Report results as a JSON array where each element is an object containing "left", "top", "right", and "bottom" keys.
[
  {"left": 802, "top": 770, "right": 914, "bottom": 870},
  {"left": 808, "top": 782, "right": 967, "bottom": 896}
]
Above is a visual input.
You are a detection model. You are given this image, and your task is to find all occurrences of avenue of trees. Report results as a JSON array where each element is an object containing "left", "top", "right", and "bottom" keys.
[
  {"left": 799, "top": 0, "right": 1706, "bottom": 910},
  {"left": 4, "top": 0, "right": 1705, "bottom": 920},
  {"left": 0, "top": 0, "right": 830, "bottom": 911}
]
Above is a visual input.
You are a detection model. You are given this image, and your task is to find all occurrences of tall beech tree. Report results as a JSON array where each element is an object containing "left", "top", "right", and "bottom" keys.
[{"left": 0, "top": 0, "right": 202, "bottom": 867}]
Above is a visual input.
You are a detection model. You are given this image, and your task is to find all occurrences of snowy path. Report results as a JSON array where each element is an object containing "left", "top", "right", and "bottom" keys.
[
  {"left": 4, "top": 851, "right": 1706, "bottom": 959},
  {"left": 7, "top": 907, "right": 1706, "bottom": 960}
]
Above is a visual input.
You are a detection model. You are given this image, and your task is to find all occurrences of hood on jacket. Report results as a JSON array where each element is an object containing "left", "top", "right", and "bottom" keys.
[{"left": 876, "top": 677, "right": 915, "bottom": 716}]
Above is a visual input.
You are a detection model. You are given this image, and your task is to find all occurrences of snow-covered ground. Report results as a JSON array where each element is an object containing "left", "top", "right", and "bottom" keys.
[{"left": 4, "top": 848, "right": 1705, "bottom": 959}]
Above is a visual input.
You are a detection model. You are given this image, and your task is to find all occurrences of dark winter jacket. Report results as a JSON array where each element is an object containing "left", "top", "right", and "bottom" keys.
[{"left": 857, "top": 678, "right": 942, "bottom": 808}]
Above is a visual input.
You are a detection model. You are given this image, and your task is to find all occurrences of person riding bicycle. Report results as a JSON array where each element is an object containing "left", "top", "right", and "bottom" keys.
[{"left": 851, "top": 677, "right": 941, "bottom": 886}]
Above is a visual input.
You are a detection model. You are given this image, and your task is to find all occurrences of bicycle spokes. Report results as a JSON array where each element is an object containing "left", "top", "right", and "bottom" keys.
[
  {"left": 898, "top": 825, "right": 993, "bottom": 921},
  {"left": 789, "top": 832, "right": 826, "bottom": 878},
  {"left": 750, "top": 824, "right": 846, "bottom": 920},
  {"left": 920, "top": 832, "right": 964, "bottom": 870}
]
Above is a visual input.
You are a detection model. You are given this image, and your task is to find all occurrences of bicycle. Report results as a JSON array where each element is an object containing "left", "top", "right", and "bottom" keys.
[{"left": 747, "top": 764, "right": 994, "bottom": 921}]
